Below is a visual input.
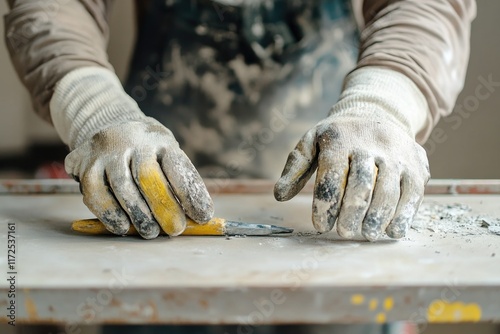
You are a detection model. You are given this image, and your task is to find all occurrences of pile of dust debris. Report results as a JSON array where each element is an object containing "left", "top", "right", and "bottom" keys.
[{"left": 411, "top": 202, "right": 500, "bottom": 237}]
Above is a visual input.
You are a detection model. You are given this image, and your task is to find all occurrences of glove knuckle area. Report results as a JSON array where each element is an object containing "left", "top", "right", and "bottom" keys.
[
  {"left": 404, "top": 144, "right": 430, "bottom": 177},
  {"left": 80, "top": 166, "right": 103, "bottom": 196},
  {"left": 88, "top": 126, "right": 131, "bottom": 151},
  {"left": 65, "top": 142, "right": 97, "bottom": 177},
  {"left": 87, "top": 119, "right": 176, "bottom": 154},
  {"left": 143, "top": 118, "right": 178, "bottom": 145},
  {"left": 316, "top": 123, "right": 343, "bottom": 148},
  {"left": 391, "top": 153, "right": 429, "bottom": 187},
  {"left": 401, "top": 172, "right": 427, "bottom": 196}
]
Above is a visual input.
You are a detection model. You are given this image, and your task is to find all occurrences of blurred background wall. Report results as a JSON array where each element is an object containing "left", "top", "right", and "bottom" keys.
[
  {"left": 0, "top": 0, "right": 498, "bottom": 179},
  {"left": 424, "top": 0, "right": 500, "bottom": 178}
]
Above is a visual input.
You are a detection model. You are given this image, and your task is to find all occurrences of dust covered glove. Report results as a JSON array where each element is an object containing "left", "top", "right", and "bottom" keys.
[
  {"left": 50, "top": 67, "right": 213, "bottom": 239},
  {"left": 275, "top": 67, "right": 431, "bottom": 241}
]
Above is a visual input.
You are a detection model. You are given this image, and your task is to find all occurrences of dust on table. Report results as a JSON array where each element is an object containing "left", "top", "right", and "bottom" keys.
[{"left": 411, "top": 202, "right": 500, "bottom": 237}]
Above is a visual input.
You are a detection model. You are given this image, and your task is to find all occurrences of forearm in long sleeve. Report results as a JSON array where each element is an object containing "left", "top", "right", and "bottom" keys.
[
  {"left": 353, "top": 0, "right": 476, "bottom": 143},
  {"left": 4, "top": 0, "right": 114, "bottom": 123}
]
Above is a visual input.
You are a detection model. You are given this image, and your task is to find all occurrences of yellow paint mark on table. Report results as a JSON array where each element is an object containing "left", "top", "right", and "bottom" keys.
[
  {"left": 375, "top": 312, "right": 386, "bottom": 324},
  {"left": 383, "top": 297, "right": 394, "bottom": 311},
  {"left": 24, "top": 289, "right": 39, "bottom": 320},
  {"left": 351, "top": 294, "right": 365, "bottom": 305},
  {"left": 427, "top": 300, "right": 482, "bottom": 323},
  {"left": 350, "top": 295, "right": 395, "bottom": 323}
]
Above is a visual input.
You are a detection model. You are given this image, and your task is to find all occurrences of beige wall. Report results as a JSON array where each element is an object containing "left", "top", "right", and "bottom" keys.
[
  {"left": 426, "top": 0, "right": 500, "bottom": 179},
  {"left": 0, "top": 0, "right": 498, "bottom": 179}
]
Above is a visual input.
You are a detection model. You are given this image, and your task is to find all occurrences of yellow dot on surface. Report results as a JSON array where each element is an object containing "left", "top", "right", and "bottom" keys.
[
  {"left": 351, "top": 294, "right": 365, "bottom": 305},
  {"left": 369, "top": 298, "right": 378, "bottom": 310},
  {"left": 375, "top": 312, "right": 386, "bottom": 323},
  {"left": 427, "top": 300, "right": 482, "bottom": 323},
  {"left": 384, "top": 297, "right": 394, "bottom": 311}
]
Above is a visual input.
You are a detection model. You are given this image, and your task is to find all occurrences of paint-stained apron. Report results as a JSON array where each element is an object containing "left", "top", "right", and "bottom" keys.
[{"left": 124, "top": 0, "right": 358, "bottom": 179}]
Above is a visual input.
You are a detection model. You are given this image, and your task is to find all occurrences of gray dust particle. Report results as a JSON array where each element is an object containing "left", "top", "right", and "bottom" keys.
[
  {"left": 478, "top": 217, "right": 500, "bottom": 233},
  {"left": 295, "top": 231, "right": 322, "bottom": 237}
]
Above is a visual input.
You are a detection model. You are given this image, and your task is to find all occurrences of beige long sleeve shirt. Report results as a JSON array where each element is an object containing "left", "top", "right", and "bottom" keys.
[{"left": 4, "top": 0, "right": 476, "bottom": 143}]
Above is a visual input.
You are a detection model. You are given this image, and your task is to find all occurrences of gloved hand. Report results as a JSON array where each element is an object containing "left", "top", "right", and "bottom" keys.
[
  {"left": 275, "top": 67, "right": 431, "bottom": 241},
  {"left": 50, "top": 67, "right": 213, "bottom": 239}
]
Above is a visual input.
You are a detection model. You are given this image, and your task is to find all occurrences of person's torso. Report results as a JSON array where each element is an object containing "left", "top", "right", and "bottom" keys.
[{"left": 125, "top": 0, "right": 359, "bottom": 179}]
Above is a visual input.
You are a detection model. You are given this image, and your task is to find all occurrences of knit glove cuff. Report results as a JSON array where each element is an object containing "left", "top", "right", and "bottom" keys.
[{"left": 50, "top": 66, "right": 146, "bottom": 149}]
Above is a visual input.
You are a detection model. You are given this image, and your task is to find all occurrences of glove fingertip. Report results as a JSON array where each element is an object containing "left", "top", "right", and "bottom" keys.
[
  {"left": 138, "top": 225, "right": 161, "bottom": 239},
  {"left": 274, "top": 178, "right": 294, "bottom": 202},
  {"left": 386, "top": 224, "right": 406, "bottom": 239},
  {"left": 104, "top": 220, "right": 130, "bottom": 236},
  {"left": 312, "top": 208, "right": 334, "bottom": 233},
  {"left": 275, "top": 160, "right": 317, "bottom": 202},
  {"left": 164, "top": 218, "right": 187, "bottom": 237},
  {"left": 187, "top": 196, "right": 215, "bottom": 224}
]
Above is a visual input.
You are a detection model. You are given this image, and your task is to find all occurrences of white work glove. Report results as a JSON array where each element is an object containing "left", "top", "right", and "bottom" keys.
[
  {"left": 50, "top": 67, "right": 213, "bottom": 239},
  {"left": 275, "top": 67, "right": 431, "bottom": 241}
]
